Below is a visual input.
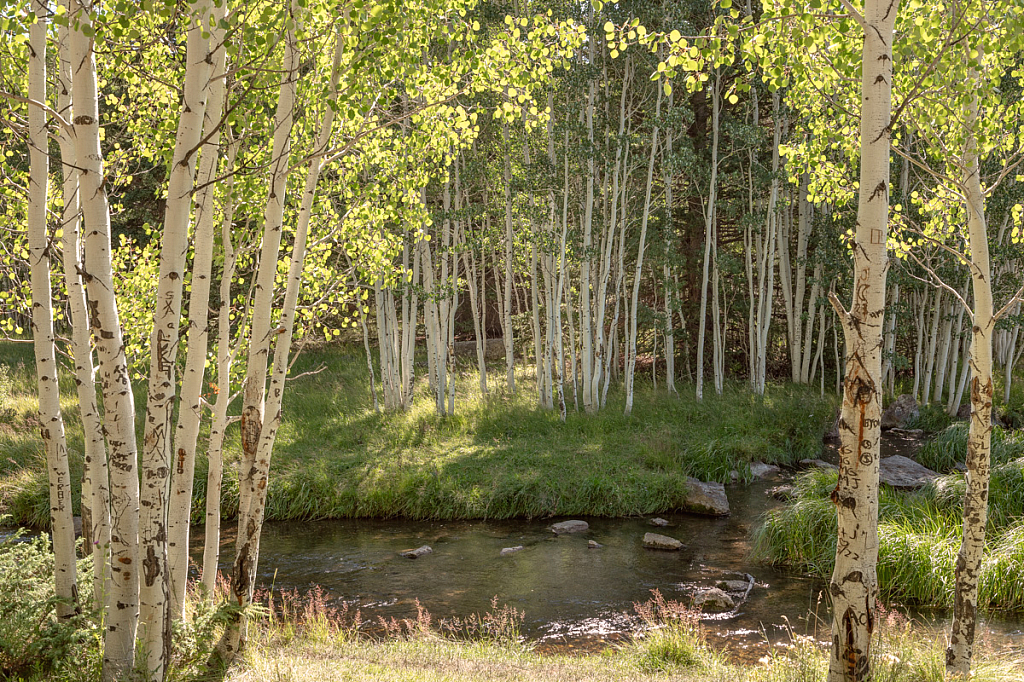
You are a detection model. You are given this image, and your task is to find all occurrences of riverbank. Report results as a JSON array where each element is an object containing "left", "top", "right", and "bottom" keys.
[
  {"left": 753, "top": 422, "right": 1024, "bottom": 609},
  {"left": 0, "top": 341, "right": 836, "bottom": 526}
]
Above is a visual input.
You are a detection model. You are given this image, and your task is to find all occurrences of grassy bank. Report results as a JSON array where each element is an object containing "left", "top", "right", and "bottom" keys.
[
  {"left": 0, "top": 341, "right": 836, "bottom": 526},
  {"left": 4, "top": 534, "right": 1021, "bottom": 682},
  {"left": 753, "top": 425, "right": 1024, "bottom": 610}
]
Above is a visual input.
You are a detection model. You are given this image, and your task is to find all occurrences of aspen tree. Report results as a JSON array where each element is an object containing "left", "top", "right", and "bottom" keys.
[
  {"left": 201, "top": 131, "right": 242, "bottom": 598},
  {"left": 624, "top": 81, "right": 660, "bottom": 416},
  {"left": 823, "top": 1, "right": 900, "bottom": 678},
  {"left": 223, "top": 0, "right": 302, "bottom": 657},
  {"left": 580, "top": 9, "right": 596, "bottom": 412},
  {"left": 27, "top": 0, "right": 78, "bottom": 620},
  {"left": 137, "top": 4, "right": 214, "bottom": 672},
  {"left": 55, "top": 0, "right": 110, "bottom": 608},
  {"left": 696, "top": 69, "right": 722, "bottom": 401},
  {"left": 221, "top": 19, "right": 342, "bottom": 657},
  {"left": 168, "top": 0, "right": 229, "bottom": 621},
  {"left": 68, "top": 0, "right": 143, "bottom": 675},
  {"left": 235, "top": 0, "right": 301, "bottom": 565}
]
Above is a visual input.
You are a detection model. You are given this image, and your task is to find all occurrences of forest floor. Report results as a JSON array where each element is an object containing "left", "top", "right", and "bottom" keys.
[{"left": 0, "top": 340, "right": 837, "bottom": 527}]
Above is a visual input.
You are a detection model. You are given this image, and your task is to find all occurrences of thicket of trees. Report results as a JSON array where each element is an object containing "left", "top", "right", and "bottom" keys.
[{"left": 2, "top": 0, "right": 1024, "bottom": 680}]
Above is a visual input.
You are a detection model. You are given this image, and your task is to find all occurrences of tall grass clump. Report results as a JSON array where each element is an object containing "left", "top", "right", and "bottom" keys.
[
  {"left": 628, "top": 590, "right": 716, "bottom": 673},
  {"left": 903, "top": 403, "right": 954, "bottom": 434},
  {"left": 918, "top": 422, "right": 1024, "bottom": 473},
  {"left": 751, "top": 469, "right": 839, "bottom": 575},
  {"left": 753, "top": 462, "right": 1024, "bottom": 610}
]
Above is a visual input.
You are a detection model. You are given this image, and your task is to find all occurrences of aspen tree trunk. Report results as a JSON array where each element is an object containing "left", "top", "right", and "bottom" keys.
[
  {"left": 460, "top": 225, "right": 488, "bottom": 396},
  {"left": 448, "top": 165, "right": 461, "bottom": 415},
  {"left": 138, "top": 5, "right": 214, "bottom": 672},
  {"left": 581, "top": 34, "right": 596, "bottom": 412},
  {"left": 57, "top": 0, "right": 109, "bottom": 604},
  {"left": 402, "top": 238, "right": 419, "bottom": 408},
  {"left": 947, "top": 60, "right": 995, "bottom": 677},
  {"left": 222, "top": 1, "right": 303, "bottom": 658},
  {"left": 754, "top": 93, "right": 782, "bottom": 394},
  {"left": 502, "top": 126, "right": 516, "bottom": 394},
  {"left": 624, "top": 86, "right": 660, "bottom": 416},
  {"left": 800, "top": 266, "right": 822, "bottom": 384},
  {"left": 945, "top": 293, "right": 966, "bottom": 413},
  {"left": 554, "top": 153, "right": 569, "bottom": 419},
  {"left": 28, "top": 0, "right": 79, "bottom": 620},
  {"left": 167, "top": 0, "right": 229, "bottom": 622},
  {"left": 1006, "top": 306, "right": 1020, "bottom": 404},
  {"left": 421, "top": 235, "right": 445, "bottom": 415},
  {"left": 547, "top": 93, "right": 564, "bottom": 416},
  {"left": 881, "top": 283, "right": 899, "bottom": 396},
  {"left": 922, "top": 288, "right": 943, "bottom": 402},
  {"left": 70, "top": 2, "right": 142, "bottom": 676},
  {"left": 360, "top": 305, "right": 379, "bottom": 413},
  {"left": 663, "top": 93, "right": 677, "bottom": 396},
  {"left": 921, "top": 288, "right": 929, "bottom": 401},
  {"left": 947, "top": 332, "right": 967, "bottom": 416},
  {"left": 664, "top": 264, "right": 677, "bottom": 394},
  {"left": 826, "top": 2, "right": 900, "bottom": 680},
  {"left": 696, "top": 70, "right": 721, "bottom": 401},
  {"left": 201, "top": 132, "right": 240, "bottom": 598},
  {"left": 223, "top": 20, "right": 343, "bottom": 661},
  {"left": 711, "top": 236, "right": 724, "bottom": 394},
  {"left": 565, "top": 270, "right": 579, "bottom": 412},
  {"left": 236, "top": 0, "right": 300, "bottom": 547},
  {"left": 530, "top": 222, "right": 545, "bottom": 405},
  {"left": 933, "top": 298, "right": 954, "bottom": 402}
]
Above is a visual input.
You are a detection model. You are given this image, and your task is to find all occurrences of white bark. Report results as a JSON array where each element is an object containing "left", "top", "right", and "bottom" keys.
[
  {"left": 922, "top": 287, "right": 943, "bottom": 401},
  {"left": 56, "top": 1, "right": 110, "bottom": 607},
  {"left": 201, "top": 131, "right": 241, "bottom": 598},
  {"left": 236, "top": 0, "right": 301, "bottom": 549},
  {"left": 70, "top": 2, "right": 142, "bottom": 676},
  {"left": 167, "top": 0, "right": 228, "bottom": 622},
  {"left": 697, "top": 71, "right": 721, "bottom": 401},
  {"left": 624, "top": 84, "right": 660, "bottom": 416},
  {"left": 502, "top": 126, "right": 516, "bottom": 393},
  {"left": 28, "top": 0, "right": 78, "bottom": 620},
  {"left": 827, "top": 1, "right": 900, "bottom": 680},
  {"left": 947, "top": 58, "right": 995, "bottom": 677},
  {"left": 138, "top": 5, "right": 213, "bottom": 672}
]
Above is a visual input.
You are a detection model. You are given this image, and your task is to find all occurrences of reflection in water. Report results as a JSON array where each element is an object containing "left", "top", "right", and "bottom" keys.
[{"left": 189, "top": 473, "right": 1024, "bottom": 662}]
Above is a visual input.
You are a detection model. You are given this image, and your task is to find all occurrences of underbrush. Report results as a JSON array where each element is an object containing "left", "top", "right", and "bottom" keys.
[
  {"left": 753, "top": 462, "right": 1024, "bottom": 609},
  {"left": 0, "top": 342, "right": 837, "bottom": 525},
  {"left": 0, "top": 532, "right": 101, "bottom": 681}
]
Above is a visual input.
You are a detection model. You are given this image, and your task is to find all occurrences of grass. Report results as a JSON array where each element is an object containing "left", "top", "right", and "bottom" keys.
[
  {"left": 903, "top": 403, "right": 954, "bottom": 434},
  {"left": 0, "top": 340, "right": 837, "bottom": 526},
  {"left": 752, "top": 457, "right": 1024, "bottom": 610},
  {"left": 917, "top": 421, "right": 1024, "bottom": 473}
]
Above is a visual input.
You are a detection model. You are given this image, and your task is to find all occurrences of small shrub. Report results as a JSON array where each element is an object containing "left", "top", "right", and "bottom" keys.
[
  {"left": 629, "top": 590, "right": 711, "bottom": 673},
  {"left": 0, "top": 532, "right": 100, "bottom": 680}
]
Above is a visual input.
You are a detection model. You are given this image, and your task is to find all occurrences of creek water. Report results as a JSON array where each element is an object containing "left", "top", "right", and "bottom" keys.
[
  {"left": 5, "top": 432, "right": 1023, "bottom": 661},
  {"left": 187, "top": 467, "right": 1024, "bottom": 661}
]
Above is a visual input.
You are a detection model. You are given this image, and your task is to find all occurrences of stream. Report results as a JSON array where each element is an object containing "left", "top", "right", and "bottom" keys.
[
  {"left": 5, "top": 432, "right": 1024, "bottom": 662},
  {"left": 188, "top": 468, "right": 1024, "bottom": 661}
]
